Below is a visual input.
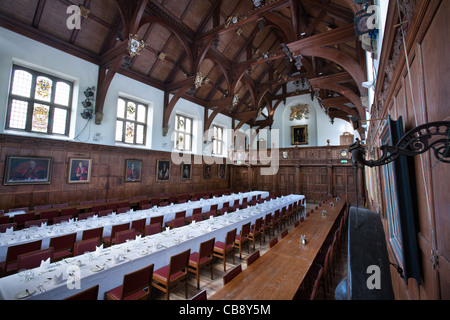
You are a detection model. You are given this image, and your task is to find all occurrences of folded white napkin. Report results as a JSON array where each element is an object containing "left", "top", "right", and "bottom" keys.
[
  {"left": 135, "top": 235, "right": 142, "bottom": 242},
  {"left": 165, "top": 227, "right": 170, "bottom": 232},
  {"left": 39, "top": 258, "right": 51, "bottom": 270},
  {"left": 95, "top": 244, "right": 103, "bottom": 256},
  {"left": 53, "top": 272, "right": 63, "bottom": 284},
  {"left": 5, "top": 227, "right": 13, "bottom": 234}
]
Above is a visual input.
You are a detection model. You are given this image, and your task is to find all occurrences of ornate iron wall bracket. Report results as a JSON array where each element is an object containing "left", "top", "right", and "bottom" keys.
[{"left": 349, "top": 121, "right": 450, "bottom": 167}]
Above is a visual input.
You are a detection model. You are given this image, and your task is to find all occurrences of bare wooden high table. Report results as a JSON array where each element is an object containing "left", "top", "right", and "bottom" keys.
[{"left": 210, "top": 198, "right": 347, "bottom": 300}]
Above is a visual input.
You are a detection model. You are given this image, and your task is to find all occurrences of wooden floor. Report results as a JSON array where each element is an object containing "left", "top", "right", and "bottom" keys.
[{"left": 149, "top": 201, "right": 348, "bottom": 300}]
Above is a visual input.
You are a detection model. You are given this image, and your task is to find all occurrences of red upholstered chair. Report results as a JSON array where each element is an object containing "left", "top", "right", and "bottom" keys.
[
  {"left": 49, "top": 233, "right": 77, "bottom": 261},
  {"left": 281, "top": 229, "right": 289, "bottom": 239},
  {"left": 106, "top": 203, "right": 117, "bottom": 211},
  {"left": 213, "top": 228, "right": 237, "bottom": 271},
  {"left": 185, "top": 213, "right": 203, "bottom": 224},
  {"left": 246, "top": 250, "right": 260, "bottom": 267},
  {"left": 13, "top": 213, "right": 35, "bottom": 229},
  {"left": 0, "top": 216, "right": 9, "bottom": 225},
  {"left": 53, "top": 216, "right": 71, "bottom": 224},
  {"left": 235, "top": 222, "right": 250, "bottom": 259},
  {"left": 165, "top": 211, "right": 186, "bottom": 229},
  {"left": 118, "top": 201, "right": 130, "bottom": 209},
  {"left": 103, "top": 223, "right": 129, "bottom": 246},
  {"left": 0, "top": 240, "right": 42, "bottom": 276},
  {"left": 210, "top": 204, "right": 218, "bottom": 212},
  {"left": 171, "top": 218, "right": 186, "bottom": 229},
  {"left": 223, "top": 264, "right": 242, "bottom": 285},
  {"left": 64, "top": 285, "right": 99, "bottom": 300},
  {"left": 78, "top": 212, "right": 95, "bottom": 221},
  {"left": 230, "top": 199, "right": 240, "bottom": 212},
  {"left": 159, "top": 202, "right": 169, "bottom": 207},
  {"left": 117, "top": 206, "right": 130, "bottom": 214},
  {"left": 269, "top": 237, "right": 278, "bottom": 248},
  {"left": 145, "top": 223, "right": 161, "bottom": 236},
  {"left": 74, "top": 238, "right": 100, "bottom": 256},
  {"left": 141, "top": 203, "right": 153, "bottom": 210},
  {"left": 105, "top": 264, "right": 154, "bottom": 300},
  {"left": 131, "top": 218, "right": 146, "bottom": 236},
  {"left": 82, "top": 227, "right": 103, "bottom": 242},
  {"left": 190, "top": 289, "right": 207, "bottom": 300},
  {"left": 0, "top": 223, "right": 17, "bottom": 233},
  {"left": 271, "top": 210, "right": 281, "bottom": 234},
  {"left": 280, "top": 207, "right": 288, "bottom": 228},
  {"left": 150, "top": 198, "right": 160, "bottom": 206},
  {"left": 115, "top": 229, "right": 136, "bottom": 245},
  {"left": 61, "top": 208, "right": 77, "bottom": 218},
  {"left": 34, "top": 205, "right": 52, "bottom": 211},
  {"left": 149, "top": 215, "right": 164, "bottom": 230},
  {"left": 188, "top": 238, "right": 215, "bottom": 289},
  {"left": 203, "top": 210, "right": 216, "bottom": 220},
  {"left": 310, "top": 267, "right": 324, "bottom": 300},
  {"left": 91, "top": 205, "right": 105, "bottom": 214},
  {"left": 248, "top": 217, "right": 263, "bottom": 250},
  {"left": 139, "top": 199, "right": 150, "bottom": 210},
  {"left": 39, "top": 210, "right": 59, "bottom": 223},
  {"left": 24, "top": 219, "right": 48, "bottom": 228},
  {"left": 53, "top": 203, "right": 68, "bottom": 208},
  {"left": 261, "top": 213, "right": 273, "bottom": 241},
  {"left": 152, "top": 249, "right": 191, "bottom": 300},
  {"left": 17, "top": 247, "right": 54, "bottom": 270},
  {"left": 98, "top": 209, "right": 113, "bottom": 217}
]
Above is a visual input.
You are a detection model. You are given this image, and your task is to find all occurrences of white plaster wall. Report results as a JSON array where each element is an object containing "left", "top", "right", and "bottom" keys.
[
  {"left": 272, "top": 95, "right": 359, "bottom": 148},
  {"left": 0, "top": 27, "right": 360, "bottom": 154}
]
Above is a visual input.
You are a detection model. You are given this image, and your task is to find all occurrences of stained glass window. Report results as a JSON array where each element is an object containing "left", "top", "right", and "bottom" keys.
[
  {"left": 174, "top": 114, "right": 193, "bottom": 152},
  {"left": 31, "top": 104, "right": 50, "bottom": 133},
  {"left": 6, "top": 65, "right": 72, "bottom": 136},
  {"left": 116, "top": 97, "right": 147, "bottom": 145}
]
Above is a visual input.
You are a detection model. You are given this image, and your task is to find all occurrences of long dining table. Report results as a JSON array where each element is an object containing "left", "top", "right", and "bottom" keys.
[
  {"left": 0, "top": 193, "right": 304, "bottom": 300},
  {"left": 0, "top": 191, "right": 268, "bottom": 261},
  {"left": 210, "top": 197, "right": 347, "bottom": 300}
]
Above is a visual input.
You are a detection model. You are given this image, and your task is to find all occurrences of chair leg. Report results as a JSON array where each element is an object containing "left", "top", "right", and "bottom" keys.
[{"left": 197, "top": 271, "right": 200, "bottom": 290}]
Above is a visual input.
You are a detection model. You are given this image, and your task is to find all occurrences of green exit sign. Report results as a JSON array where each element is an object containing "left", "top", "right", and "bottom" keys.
[{"left": 340, "top": 160, "right": 348, "bottom": 164}]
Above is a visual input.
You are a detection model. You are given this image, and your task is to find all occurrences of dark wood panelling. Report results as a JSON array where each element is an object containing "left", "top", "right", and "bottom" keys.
[
  {"left": 0, "top": 135, "right": 228, "bottom": 210},
  {"left": 231, "top": 145, "right": 364, "bottom": 204},
  {"left": 367, "top": 0, "right": 448, "bottom": 300}
]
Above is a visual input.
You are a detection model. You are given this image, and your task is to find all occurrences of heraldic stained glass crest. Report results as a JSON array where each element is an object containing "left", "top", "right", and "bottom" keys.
[{"left": 290, "top": 104, "right": 310, "bottom": 121}]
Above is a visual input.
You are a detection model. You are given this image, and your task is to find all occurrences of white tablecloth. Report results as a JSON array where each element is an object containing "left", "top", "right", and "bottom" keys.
[
  {"left": 0, "top": 194, "right": 303, "bottom": 300},
  {"left": 0, "top": 191, "right": 269, "bottom": 261}
]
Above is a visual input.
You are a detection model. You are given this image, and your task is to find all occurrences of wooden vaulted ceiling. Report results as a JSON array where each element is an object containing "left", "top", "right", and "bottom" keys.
[{"left": 0, "top": 0, "right": 367, "bottom": 135}]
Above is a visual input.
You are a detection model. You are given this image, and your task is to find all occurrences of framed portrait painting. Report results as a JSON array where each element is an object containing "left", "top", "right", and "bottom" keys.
[
  {"left": 218, "top": 164, "right": 226, "bottom": 179},
  {"left": 203, "top": 164, "right": 212, "bottom": 179},
  {"left": 181, "top": 163, "right": 192, "bottom": 180},
  {"left": 125, "top": 159, "right": 142, "bottom": 182},
  {"left": 156, "top": 160, "right": 170, "bottom": 181},
  {"left": 68, "top": 158, "right": 92, "bottom": 183},
  {"left": 4, "top": 156, "right": 52, "bottom": 185},
  {"left": 291, "top": 125, "right": 308, "bottom": 145}
]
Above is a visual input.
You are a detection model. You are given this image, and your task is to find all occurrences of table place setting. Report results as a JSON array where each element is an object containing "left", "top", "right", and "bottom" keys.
[{"left": 0, "top": 192, "right": 302, "bottom": 300}]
